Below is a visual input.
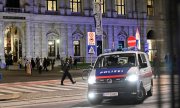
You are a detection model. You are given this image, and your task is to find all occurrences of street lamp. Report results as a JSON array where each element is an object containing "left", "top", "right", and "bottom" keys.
[{"left": 56, "top": 39, "right": 60, "bottom": 59}]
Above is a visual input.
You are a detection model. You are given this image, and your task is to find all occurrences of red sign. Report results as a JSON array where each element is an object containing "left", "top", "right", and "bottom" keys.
[
  {"left": 88, "top": 32, "right": 95, "bottom": 45},
  {"left": 127, "top": 36, "right": 136, "bottom": 47}
]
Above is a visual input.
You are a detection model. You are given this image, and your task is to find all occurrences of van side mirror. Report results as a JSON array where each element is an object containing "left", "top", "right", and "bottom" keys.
[{"left": 140, "top": 63, "right": 147, "bottom": 68}]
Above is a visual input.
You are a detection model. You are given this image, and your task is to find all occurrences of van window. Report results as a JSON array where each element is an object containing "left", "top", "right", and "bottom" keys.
[
  {"left": 138, "top": 54, "right": 148, "bottom": 68},
  {"left": 94, "top": 53, "right": 137, "bottom": 68},
  {"left": 141, "top": 54, "right": 147, "bottom": 63}
]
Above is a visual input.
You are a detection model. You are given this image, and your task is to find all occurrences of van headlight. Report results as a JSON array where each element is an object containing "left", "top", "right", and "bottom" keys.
[
  {"left": 126, "top": 74, "right": 138, "bottom": 82},
  {"left": 88, "top": 76, "right": 96, "bottom": 84}
]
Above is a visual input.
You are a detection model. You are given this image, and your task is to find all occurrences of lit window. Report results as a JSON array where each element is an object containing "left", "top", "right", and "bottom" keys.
[
  {"left": 70, "top": 0, "right": 82, "bottom": 13},
  {"left": 115, "top": 0, "right": 125, "bottom": 15},
  {"left": 147, "top": 0, "right": 154, "bottom": 16},
  {"left": 47, "top": 0, "right": 57, "bottom": 11}
]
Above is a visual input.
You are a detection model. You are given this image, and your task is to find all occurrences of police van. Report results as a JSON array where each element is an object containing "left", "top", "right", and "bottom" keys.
[{"left": 87, "top": 50, "right": 153, "bottom": 104}]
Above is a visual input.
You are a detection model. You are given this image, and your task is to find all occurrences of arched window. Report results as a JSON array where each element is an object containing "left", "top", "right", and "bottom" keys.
[{"left": 6, "top": 0, "right": 20, "bottom": 8}]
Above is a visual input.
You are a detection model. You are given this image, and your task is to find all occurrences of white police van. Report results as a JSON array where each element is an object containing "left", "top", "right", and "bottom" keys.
[{"left": 87, "top": 50, "right": 153, "bottom": 104}]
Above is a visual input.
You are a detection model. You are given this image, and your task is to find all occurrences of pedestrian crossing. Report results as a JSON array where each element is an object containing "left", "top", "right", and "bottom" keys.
[{"left": 0, "top": 80, "right": 88, "bottom": 95}]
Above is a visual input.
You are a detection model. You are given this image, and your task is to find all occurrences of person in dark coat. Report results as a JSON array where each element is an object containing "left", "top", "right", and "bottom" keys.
[
  {"left": 31, "top": 58, "right": 35, "bottom": 70},
  {"left": 35, "top": 57, "right": 40, "bottom": 70},
  {"left": 61, "top": 58, "right": 76, "bottom": 85},
  {"left": 51, "top": 59, "right": 55, "bottom": 70},
  {"left": 43, "top": 57, "right": 48, "bottom": 71},
  {"left": 38, "top": 60, "right": 43, "bottom": 74}
]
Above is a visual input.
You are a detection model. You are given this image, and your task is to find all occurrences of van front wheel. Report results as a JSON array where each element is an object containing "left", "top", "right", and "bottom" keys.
[
  {"left": 147, "top": 81, "right": 153, "bottom": 96},
  {"left": 135, "top": 85, "right": 145, "bottom": 104}
]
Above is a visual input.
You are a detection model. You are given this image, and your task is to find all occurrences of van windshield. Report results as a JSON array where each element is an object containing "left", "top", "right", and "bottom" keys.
[{"left": 94, "top": 53, "right": 137, "bottom": 69}]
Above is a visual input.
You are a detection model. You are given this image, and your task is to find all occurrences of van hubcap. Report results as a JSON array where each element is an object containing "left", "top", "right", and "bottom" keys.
[{"left": 137, "top": 89, "right": 144, "bottom": 99}]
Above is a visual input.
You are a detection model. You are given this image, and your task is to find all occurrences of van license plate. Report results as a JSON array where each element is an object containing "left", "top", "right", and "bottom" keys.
[{"left": 103, "top": 92, "right": 118, "bottom": 97}]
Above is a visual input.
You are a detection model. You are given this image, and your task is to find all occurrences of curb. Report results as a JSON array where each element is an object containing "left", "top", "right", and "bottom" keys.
[{"left": 0, "top": 93, "right": 21, "bottom": 101}]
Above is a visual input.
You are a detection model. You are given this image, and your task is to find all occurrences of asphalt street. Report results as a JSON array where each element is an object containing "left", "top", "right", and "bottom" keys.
[{"left": 0, "top": 75, "right": 177, "bottom": 108}]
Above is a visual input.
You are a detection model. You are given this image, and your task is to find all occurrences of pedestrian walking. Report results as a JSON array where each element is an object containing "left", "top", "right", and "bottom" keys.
[
  {"left": 23, "top": 56, "right": 27, "bottom": 71},
  {"left": 43, "top": 57, "right": 48, "bottom": 71},
  {"left": 17, "top": 57, "right": 22, "bottom": 69},
  {"left": 164, "top": 53, "right": 169, "bottom": 64},
  {"left": 51, "top": 59, "right": 55, "bottom": 70},
  {"left": 153, "top": 54, "right": 158, "bottom": 78},
  {"left": 26, "top": 60, "right": 32, "bottom": 75},
  {"left": 35, "top": 57, "right": 40, "bottom": 70},
  {"left": 61, "top": 58, "right": 76, "bottom": 85}
]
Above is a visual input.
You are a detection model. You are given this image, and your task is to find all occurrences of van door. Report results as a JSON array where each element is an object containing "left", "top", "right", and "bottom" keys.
[{"left": 138, "top": 54, "right": 149, "bottom": 87}]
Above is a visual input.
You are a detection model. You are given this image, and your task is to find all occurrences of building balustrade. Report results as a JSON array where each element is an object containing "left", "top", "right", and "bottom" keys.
[
  {"left": 45, "top": 11, "right": 60, "bottom": 15},
  {"left": 4, "top": 7, "right": 24, "bottom": 13}
]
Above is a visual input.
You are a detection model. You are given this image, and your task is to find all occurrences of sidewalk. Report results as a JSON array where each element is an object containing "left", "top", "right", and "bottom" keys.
[{"left": 0, "top": 66, "right": 83, "bottom": 83}]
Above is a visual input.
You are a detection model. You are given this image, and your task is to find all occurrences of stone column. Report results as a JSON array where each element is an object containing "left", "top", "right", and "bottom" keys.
[
  {"left": 0, "top": 22, "right": 5, "bottom": 64},
  {"left": 90, "top": 0, "right": 94, "bottom": 16},
  {"left": 106, "top": 0, "right": 112, "bottom": 17},
  {"left": 111, "top": 0, "right": 117, "bottom": 17},
  {"left": 26, "top": 21, "right": 32, "bottom": 59},
  {"left": 66, "top": 0, "right": 71, "bottom": 15},
  {"left": 141, "top": 24, "right": 147, "bottom": 51},
  {"left": 132, "top": 0, "right": 137, "bottom": 18},
  {"left": 40, "top": 0, "right": 46, "bottom": 14},
  {"left": 34, "top": 23, "right": 40, "bottom": 57},
  {"left": 67, "top": 24, "right": 73, "bottom": 57},
  {"left": 85, "top": 24, "right": 90, "bottom": 63},
  {"left": 82, "top": 25, "right": 86, "bottom": 60},
  {"left": 30, "top": 23, "right": 34, "bottom": 57},
  {"left": 127, "top": 0, "right": 133, "bottom": 18},
  {"left": 108, "top": 25, "right": 113, "bottom": 49},
  {"left": 128, "top": 26, "right": 134, "bottom": 36},
  {"left": 84, "top": 0, "right": 90, "bottom": 16},
  {"left": 21, "top": 23, "right": 26, "bottom": 59},
  {"left": 33, "top": 0, "right": 38, "bottom": 14},
  {"left": 41, "top": 23, "right": 47, "bottom": 58},
  {"left": 60, "top": 24, "right": 67, "bottom": 58},
  {"left": 60, "top": 0, "right": 65, "bottom": 15},
  {"left": 0, "top": 0, "right": 3, "bottom": 11},
  {"left": 114, "top": 26, "right": 119, "bottom": 50},
  {"left": 141, "top": 0, "right": 147, "bottom": 19}
]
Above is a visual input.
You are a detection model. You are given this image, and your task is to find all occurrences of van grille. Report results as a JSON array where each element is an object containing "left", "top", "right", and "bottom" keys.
[{"left": 96, "top": 78, "right": 126, "bottom": 84}]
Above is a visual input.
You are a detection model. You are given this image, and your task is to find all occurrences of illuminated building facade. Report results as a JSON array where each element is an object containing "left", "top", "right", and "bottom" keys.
[{"left": 0, "top": 0, "right": 166, "bottom": 64}]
